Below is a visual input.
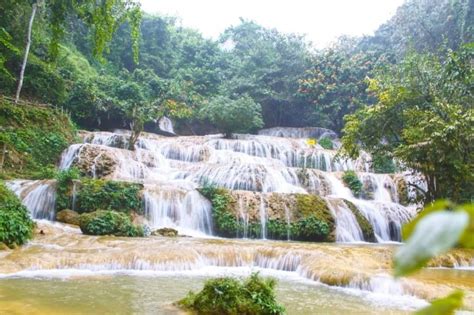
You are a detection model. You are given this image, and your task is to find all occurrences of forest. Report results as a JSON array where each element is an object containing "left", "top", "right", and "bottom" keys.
[{"left": 0, "top": 0, "right": 473, "bottom": 314}]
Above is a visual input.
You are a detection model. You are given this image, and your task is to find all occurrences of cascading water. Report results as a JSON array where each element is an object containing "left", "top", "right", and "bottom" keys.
[
  {"left": 12, "top": 128, "right": 419, "bottom": 241},
  {"left": 6, "top": 180, "right": 56, "bottom": 220}
]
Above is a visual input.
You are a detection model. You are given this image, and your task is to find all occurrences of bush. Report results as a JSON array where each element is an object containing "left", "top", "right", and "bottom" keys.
[
  {"left": 318, "top": 137, "right": 334, "bottom": 150},
  {"left": 79, "top": 210, "right": 144, "bottom": 237},
  {"left": 199, "top": 95, "right": 264, "bottom": 138},
  {"left": 74, "top": 179, "right": 143, "bottom": 214},
  {"left": 342, "top": 171, "right": 363, "bottom": 197},
  {"left": 178, "top": 273, "right": 285, "bottom": 315},
  {"left": 291, "top": 216, "right": 330, "bottom": 241},
  {"left": 0, "top": 181, "right": 35, "bottom": 247}
]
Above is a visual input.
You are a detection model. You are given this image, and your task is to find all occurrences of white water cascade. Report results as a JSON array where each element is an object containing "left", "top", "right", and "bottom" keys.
[
  {"left": 6, "top": 180, "right": 56, "bottom": 220},
  {"left": 11, "top": 128, "right": 419, "bottom": 242}
]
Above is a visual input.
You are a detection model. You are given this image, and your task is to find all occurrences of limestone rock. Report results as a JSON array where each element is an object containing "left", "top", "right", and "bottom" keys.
[
  {"left": 56, "top": 209, "right": 80, "bottom": 226},
  {"left": 152, "top": 228, "right": 178, "bottom": 237}
]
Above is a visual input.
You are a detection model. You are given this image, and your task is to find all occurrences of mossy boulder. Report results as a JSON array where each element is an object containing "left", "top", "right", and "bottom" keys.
[
  {"left": 294, "top": 194, "right": 335, "bottom": 242},
  {"left": 79, "top": 210, "right": 144, "bottom": 237},
  {"left": 394, "top": 176, "right": 410, "bottom": 206},
  {"left": 0, "top": 181, "right": 35, "bottom": 247},
  {"left": 343, "top": 200, "right": 376, "bottom": 242},
  {"left": 56, "top": 209, "right": 80, "bottom": 226},
  {"left": 152, "top": 227, "right": 178, "bottom": 237}
]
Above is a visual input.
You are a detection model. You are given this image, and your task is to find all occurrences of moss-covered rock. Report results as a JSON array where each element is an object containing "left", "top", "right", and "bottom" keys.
[
  {"left": 79, "top": 210, "right": 144, "bottom": 237},
  {"left": 343, "top": 200, "right": 376, "bottom": 242},
  {"left": 56, "top": 209, "right": 80, "bottom": 226},
  {"left": 294, "top": 194, "right": 335, "bottom": 242},
  {"left": 0, "top": 99, "right": 76, "bottom": 179},
  {"left": 74, "top": 145, "right": 117, "bottom": 178},
  {"left": 0, "top": 181, "right": 35, "bottom": 247},
  {"left": 394, "top": 176, "right": 410, "bottom": 206}
]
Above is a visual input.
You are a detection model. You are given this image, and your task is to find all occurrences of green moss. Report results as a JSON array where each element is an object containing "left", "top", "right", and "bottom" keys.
[
  {"left": 342, "top": 171, "right": 363, "bottom": 197},
  {"left": 318, "top": 137, "right": 334, "bottom": 150},
  {"left": 344, "top": 199, "right": 375, "bottom": 242},
  {"left": 74, "top": 179, "right": 143, "bottom": 214},
  {"left": 178, "top": 273, "right": 285, "bottom": 315},
  {"left": 79, "top": 210, "right": 144, "bottom": 237},
  {"left": 0, "top": 181, "right": 35, "bottom": 247},
  {"left": 0, "top": 99, "right": 76, "bottom": 179}
]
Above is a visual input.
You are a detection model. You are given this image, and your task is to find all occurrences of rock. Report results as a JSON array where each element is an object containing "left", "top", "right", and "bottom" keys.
[
  {"left": 152, "top": 228, "right": 178, "bottom": 237},
  {"left": 75, "top": 145, "right": 116, "bottom": 178},
  {"left": 56, "top": 209, "right": 80, "bottom": 226},
  {"left": 0, "top": 243, "right": 10, "bottom": 250}
]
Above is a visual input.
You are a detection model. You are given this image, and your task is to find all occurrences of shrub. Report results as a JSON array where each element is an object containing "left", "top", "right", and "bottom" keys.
[
  {"left": 79, "top": 210, "right": 144, "bottom": 237},
  {"left": 0, "top": 181, "right": 35, "bottom": 247},
  {"left": 318, "top": 137, "right": 334, "bottom": 150},
  {"left": 178, "top": 273, "right": 285, "bottom": 315},
  {"left": 75, "top": 179, "right": 143, "bottom": 214},
  {"left": 291, "top": 215, "right": 330, "bottom": 241},
  {"left": 55, "top": 167, "right": 81, "bottom": 211},
  {"left": 342, "top": 171, "right": 363, "bottom": 197},
  {"left": 199, "top": 95, "right": 264, "bottom": 138}
]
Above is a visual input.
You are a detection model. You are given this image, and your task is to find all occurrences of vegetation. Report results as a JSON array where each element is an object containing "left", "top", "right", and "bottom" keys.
[
  {"left": 341, "top": 171, "right": 363, "bottom": 197},
  {"left": 79, "top": 210, "right": 144, "bottom": 237},
  {"left": 199, "top": 95, "right": 264, "bottom": 138},
  {"left": 0, "top": 98, "right": 76, "bottom": 179},
  {"left": 342, "top": 44, "right": 473, "bottom": 203},
  {"left": 178, "top": 273, "right": 285, "bottom": 315},
  {"left": 318, "top": 137, "right": 334, "bottom": 150},
  {"left": 73, "top": 179, "right": 143, "bottom": 214},
  {"left": 0, "top": 181, "right": 35, "bottom": 248},
  {"left": 344, "top": 200, "right": 375, "bottom": 242},
  {"left": 394, "top": 200, "right": 474, "bottom": 313},
  {"left": 55, "top": 167, "right": 80, "bottom": 211}
]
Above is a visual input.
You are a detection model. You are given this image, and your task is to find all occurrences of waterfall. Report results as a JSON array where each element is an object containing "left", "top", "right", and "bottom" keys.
[
  {"left": 51, "top": 129, "right": 419, "bottom": 241},
  {"left": 6, "top": 180, "right": 56, "bottom": 220},
  {"left": 143, "top": 185, "right": 213, "bottom": 237}
]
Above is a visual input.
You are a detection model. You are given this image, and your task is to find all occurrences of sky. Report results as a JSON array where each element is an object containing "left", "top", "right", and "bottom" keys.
[{"left": 139, "top": 0, "right": 405, "bottom": 47}]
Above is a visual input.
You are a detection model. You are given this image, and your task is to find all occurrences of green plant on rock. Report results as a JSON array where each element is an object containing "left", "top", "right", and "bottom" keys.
[
  {"left": 291, "top": 215, "right": 329, "bottom": 241},
  {"left": 55, "top": 167, "right": 81, "bottom": 211},
  {"left": 318, "top": 137, "right": 334, "bottom": 150},
  {"left": 178, "top": 272, "right": 285, "bottom": 315},
  {"left": 75, "top": 179, "right": 143, "bottom": 214},
  {"left": 79, "top": 210, "right": 144, "bottom": 237},
  {"left": 267, "top": 219, "right": 290, "bottom": 240},
  {"left": 0, "top": 181, "right": 35, "bottom": 248},
  {"left": 342, "top": 171, "right": 363, "bottom": 197}
]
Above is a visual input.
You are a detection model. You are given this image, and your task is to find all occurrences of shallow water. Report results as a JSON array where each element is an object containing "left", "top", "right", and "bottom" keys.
[{"left": 0, "top": 272, "right": 414, "bottom": 315}]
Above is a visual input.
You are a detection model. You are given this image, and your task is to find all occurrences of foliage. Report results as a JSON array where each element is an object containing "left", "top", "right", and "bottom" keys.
[
  {"left": 341, "top": 171, "right": 363, "bottom": 197},
  {"left": 0, "top": 180, "right": 35, "bottom": 248},
  {"left": 298, "top": 38, "right": 380, "bottom": 131},
  {"left": 79, "top": 210, "right": 144, "bottom": 237},
  {"left": 0, "top": 98, "right": 76, "bottom": 179},
  {"left": 393, "top": 200, "right": 474, "bottom": 314},
  {"left": 178, "top": 273, "right": 285, "bottom": 315},
  {"left": 291, "top": 215, "right": 330, "bottom": 242},
  {"left": 54, "top": 167, "right": 80, "bottom": 211},
  {"left": 371, "top": 152, "right": 396, "bottom": 174},
  {"left": 199, "top": 95, "right": 264, "bottom": 138},
  {"left": 74, "top": 179, "right": 143, "bottom": 214},
  {"left": 318, "top": 137, "right": 334, "bottom": 150},
  {"left": 342, "top": 45, "right": 473, "bottom": 203}
]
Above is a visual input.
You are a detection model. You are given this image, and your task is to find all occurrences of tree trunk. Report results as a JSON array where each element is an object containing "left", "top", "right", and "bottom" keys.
[{"left": 15, "top": 2, "right": 37, "bottom": 104}]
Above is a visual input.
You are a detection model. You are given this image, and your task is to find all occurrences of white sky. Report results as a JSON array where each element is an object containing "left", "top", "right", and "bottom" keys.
[{"left": 139, "top": 0, "right": 405, "bottom": 47}]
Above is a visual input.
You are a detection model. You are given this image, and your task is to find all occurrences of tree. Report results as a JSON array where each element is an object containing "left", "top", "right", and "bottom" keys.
[
  {"left": 298, "top": 37, "right": 381, "bottom": 132},
  {"left": 342, "top": 44, "right": 473, "bottom": 203},
  {"left": 199, "top": 95, "right": 264, "bottom": 138},
  {"left": 13, "top": 0, "right": 142, "bottom": 103}
]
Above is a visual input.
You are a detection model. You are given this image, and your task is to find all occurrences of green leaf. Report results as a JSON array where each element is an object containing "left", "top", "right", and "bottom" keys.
[
  {"left": 402, "top": 200, "right": 453, "bottom": 240},
  {"left": 394, "top": 210, "right": 469, "bottom": 277},
  {"left": 415, "top": 290, "right": 464, "bottom": 315}
]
